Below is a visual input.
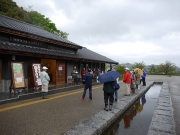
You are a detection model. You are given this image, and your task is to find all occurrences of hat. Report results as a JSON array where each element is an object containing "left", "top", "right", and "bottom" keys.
[
  {"left": 125, "top": 67, "right": 129, "bottom": 70},
  {"left": 42, "top": 66, "right": 48, "bottom": 70}
]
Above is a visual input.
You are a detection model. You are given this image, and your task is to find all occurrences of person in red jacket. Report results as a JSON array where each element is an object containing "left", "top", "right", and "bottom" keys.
[{"left": 123, "top": 67, "right": 131, "bottom": 96}]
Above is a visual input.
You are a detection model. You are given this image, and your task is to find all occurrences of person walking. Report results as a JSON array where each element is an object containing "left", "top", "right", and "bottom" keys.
[
  {"left": 142, "top": 69, "right": 147, "bottom": 86},
  {"left": 40, "top": 66, "right": 50, "bottom": 99},
  {"left": 103, "top": 80, "right": 117, "bottom": 111},
  {"left": 71, "top": 66, "right": 78, "bottom": 85},
  {"left": 135, "top": 71, "right": 141, "bottom": 89},
  {"left": 123, "top": 67, "right": 131, "bottom": 96},
  {"left": 80, "top": 69, "right": 93, "bottom": 100}
]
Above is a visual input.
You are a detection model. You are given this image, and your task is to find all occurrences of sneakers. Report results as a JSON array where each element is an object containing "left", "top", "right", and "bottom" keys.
[
  {"left": 124, "top": 94, "right": 130, "bottom": 96},
  {"left": 109, "top": 105, "right": 113, "bottom": 111},
  {"left": 115, "top": 99, "right": 117, "bottom": 102},
  {"left": 104, "top": 106, "right": 108, "bottom": 111},
  {"left": 80, "top": 98, "right": 84, "bottom": 100},
  {"left": 89, "top": 98, "right": 92, "bottom": 100}
]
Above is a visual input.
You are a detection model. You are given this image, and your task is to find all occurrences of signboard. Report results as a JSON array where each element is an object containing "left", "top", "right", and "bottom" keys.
[
  {"left": 11, "top": 62, "right": 25, "bottom": 88},
  {"left": 32, "top": 63, "right": 42, "bottom": 86},
  {"left": 0, "top": 59, "right": 2, "bottom": 82}
]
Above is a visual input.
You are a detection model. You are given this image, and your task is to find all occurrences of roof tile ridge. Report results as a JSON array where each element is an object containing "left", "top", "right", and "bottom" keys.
[{"left": 0, "top": 14, "right": 46, "bottom": 30}]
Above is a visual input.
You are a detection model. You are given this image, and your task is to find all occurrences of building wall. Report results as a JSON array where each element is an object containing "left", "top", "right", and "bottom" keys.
[{"left": 0, "top": 54, "right": 28, "bottom": 92}]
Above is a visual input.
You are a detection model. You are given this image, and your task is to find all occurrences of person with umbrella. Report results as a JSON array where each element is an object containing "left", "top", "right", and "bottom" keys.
[
  {"left": 98, "top": 70, "right": 120, "bottom": 111},
  {"left": 80, "top": 69, "right": 93, "bottom": 100},
  {"left": 123, "top": 67, "right": 131, "bottom": 96}
]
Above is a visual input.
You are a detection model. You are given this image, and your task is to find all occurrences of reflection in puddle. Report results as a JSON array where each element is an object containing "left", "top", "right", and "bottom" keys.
[{"left": 102, "top": 85, "right": 161, "bottom": 135}]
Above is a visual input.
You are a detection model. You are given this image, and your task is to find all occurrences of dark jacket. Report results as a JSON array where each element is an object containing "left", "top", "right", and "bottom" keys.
[
  {"left": 103, "top": 81, "right": 116, "bottom": 93},
  {"left": 84, "top": 73, "right": 93, "bottom": 87},
  {"left": 71, "top": 69, "right": 78, "bottom": 78}
]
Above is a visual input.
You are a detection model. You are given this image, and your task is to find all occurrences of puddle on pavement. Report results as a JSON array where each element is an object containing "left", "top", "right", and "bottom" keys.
[{"left": 102, "top": 85, "right": 161, "bottom": 135}]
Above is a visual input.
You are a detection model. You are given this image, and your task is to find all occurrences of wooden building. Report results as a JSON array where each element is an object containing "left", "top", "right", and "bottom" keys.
[{"left": 0, "top": 14, "right": 118, "bottom": 93}]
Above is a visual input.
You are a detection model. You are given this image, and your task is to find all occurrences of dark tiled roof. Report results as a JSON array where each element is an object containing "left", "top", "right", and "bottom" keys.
[
  {"left": 0, "top": 14, "right": 81, "bottom": 48},
  {"left": 0, "top": 42, "right": 118, "bottom": 64},
  {"left": 77, "top": 47, "right": 118, "bottom": 64},
  {"left": 0, "top": 42, "right": 79, "bottom": 58}
]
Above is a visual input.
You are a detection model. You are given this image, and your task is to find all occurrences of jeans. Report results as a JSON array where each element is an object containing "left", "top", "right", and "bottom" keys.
[
  {"left": 82, "top": 85, "right": 92, "bottom": 99},
  {"left": 136, "top": 84, "right": 138, "bottom": 89},
  {"left": 114, "top": 90, "right": 118, "bottom": 100}
]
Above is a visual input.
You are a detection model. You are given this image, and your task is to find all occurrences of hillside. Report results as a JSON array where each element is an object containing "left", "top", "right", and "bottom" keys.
[{"left": 0, "top": 0, "right": 68, "bottom": 39}]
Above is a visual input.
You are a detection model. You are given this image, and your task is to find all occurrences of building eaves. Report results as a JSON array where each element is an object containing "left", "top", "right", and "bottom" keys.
[
  {"left": 77, "top": 47, "right": 118, "bottom": 64},
  {"left": 0, "top": 42, "right": 80, "bottom": 59}
]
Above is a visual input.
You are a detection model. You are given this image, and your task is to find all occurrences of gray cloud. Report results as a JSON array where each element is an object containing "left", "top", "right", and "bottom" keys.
[{"left": 13, "top": 0, "right": 180, "bottom": 66}]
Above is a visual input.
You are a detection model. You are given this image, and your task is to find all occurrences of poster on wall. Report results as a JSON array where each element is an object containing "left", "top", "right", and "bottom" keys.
[
  {"left": 32, "top": 63, "right": 42, "bottom": 86},
  {"left": 11, "top": 62, "right": 25, "bottom": 88}
]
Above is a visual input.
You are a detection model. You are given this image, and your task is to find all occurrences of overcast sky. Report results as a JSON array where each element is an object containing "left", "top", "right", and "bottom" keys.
[{"left": 13, "top": 0, "right": 180, "bottom": 66}]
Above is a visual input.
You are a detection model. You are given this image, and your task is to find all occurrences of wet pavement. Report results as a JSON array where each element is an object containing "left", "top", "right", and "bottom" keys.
[{"left": 0, "top": 75, "right": 179, "bottom": 135}]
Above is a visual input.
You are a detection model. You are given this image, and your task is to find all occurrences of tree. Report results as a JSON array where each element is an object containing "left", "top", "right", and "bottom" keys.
[
  {"left": 157, "top": 61, "right": 176, "bottom": 75},
  {"left": 148, "top": 64, "right": 157, "bottom": 74},
  {"left": 114, "top": 64, "right": 126, "bottom": 78},
  {"left": 131, "top": 61, "right": 146, "bottom": 70},
  {"left": 0, "top": 0, "right": 69, "bottom": 39}
]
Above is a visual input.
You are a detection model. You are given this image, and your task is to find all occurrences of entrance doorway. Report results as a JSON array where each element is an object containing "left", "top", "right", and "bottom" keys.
[{"left": 41, "top": 59, "right": 56, "bottom": 85}]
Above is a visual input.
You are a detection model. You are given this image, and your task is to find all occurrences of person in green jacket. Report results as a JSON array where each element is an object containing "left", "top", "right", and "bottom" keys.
[{"left": 103, "top": 80, "right": 116, "bottom": 111}]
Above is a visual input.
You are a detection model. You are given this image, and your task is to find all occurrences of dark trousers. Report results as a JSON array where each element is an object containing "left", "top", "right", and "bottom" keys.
[
  {"left": 142, "top": 78, "right": 146, "bottom": 86},
  {"left": 82, "top": 85, "right": 92, "bottom": 99},
  {"left": 104, "top": 92, "right": 114, "bottom": 105}
]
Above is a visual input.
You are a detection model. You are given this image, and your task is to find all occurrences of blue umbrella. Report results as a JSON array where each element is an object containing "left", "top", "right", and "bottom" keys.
[{"left": 98, "top": 71, "right": 121, "bottom": 83}]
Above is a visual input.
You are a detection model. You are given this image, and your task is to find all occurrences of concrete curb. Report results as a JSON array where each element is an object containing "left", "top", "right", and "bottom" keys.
[
  {"left": 147, "top": 82, "right": 176, "bottom": 135},
  {"left": 64, "top": 81, "right": 154, "bottom": 135}
]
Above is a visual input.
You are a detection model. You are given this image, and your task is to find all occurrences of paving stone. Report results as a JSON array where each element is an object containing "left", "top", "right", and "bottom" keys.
[
  {"left": 147, "top": 130, "right": 175, "bottom": 135},
  {"left": 154, "top": 108, "right": 172, "bottom": 117},
  {"left": 157, "top": 102, "right": 171, "bottom": 107},
  {"left": 158, "top": 97, "right": 170, "bottom": 102},
  {"left": 82, "top": 116, "right": 107, "bottom": 135},
  {"left": 149, "top": 121, "right": 175, "bottom": 134},
  {"left": 94, "top": 111, "right": 116, "bottom": 125},
  {"left": 156, "top": 105, "right": 171, "bottom": 111},
  {"left": 152, "top": 114, "right": 174, "bottom": 124},
  {"left": 64, "top": 123, "right": 97, "bottom": 135}
]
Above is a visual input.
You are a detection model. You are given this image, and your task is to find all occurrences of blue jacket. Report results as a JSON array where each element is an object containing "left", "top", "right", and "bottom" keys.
[
  {"left": 142, "top": 71, "right": 146, "bottom": 78},
  {"left": 84, "top": 73, "right": 93, "bottom": 87}
]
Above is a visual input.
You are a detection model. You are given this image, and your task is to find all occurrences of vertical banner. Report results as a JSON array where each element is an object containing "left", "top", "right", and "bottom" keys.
[
  {"left": 32, "top": 63, "right": 42, "bottom": 86},
  {"left": 11, "top": 62, "right": 25, "bottom": 88}
]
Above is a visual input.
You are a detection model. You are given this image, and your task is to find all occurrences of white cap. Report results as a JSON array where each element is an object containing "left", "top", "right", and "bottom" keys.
[
  {"left": 42, "top": 66, "right": 48, "bottom": 70},
  {"left": 125, "top": 67, "right": 129, "bottom": 70}
]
